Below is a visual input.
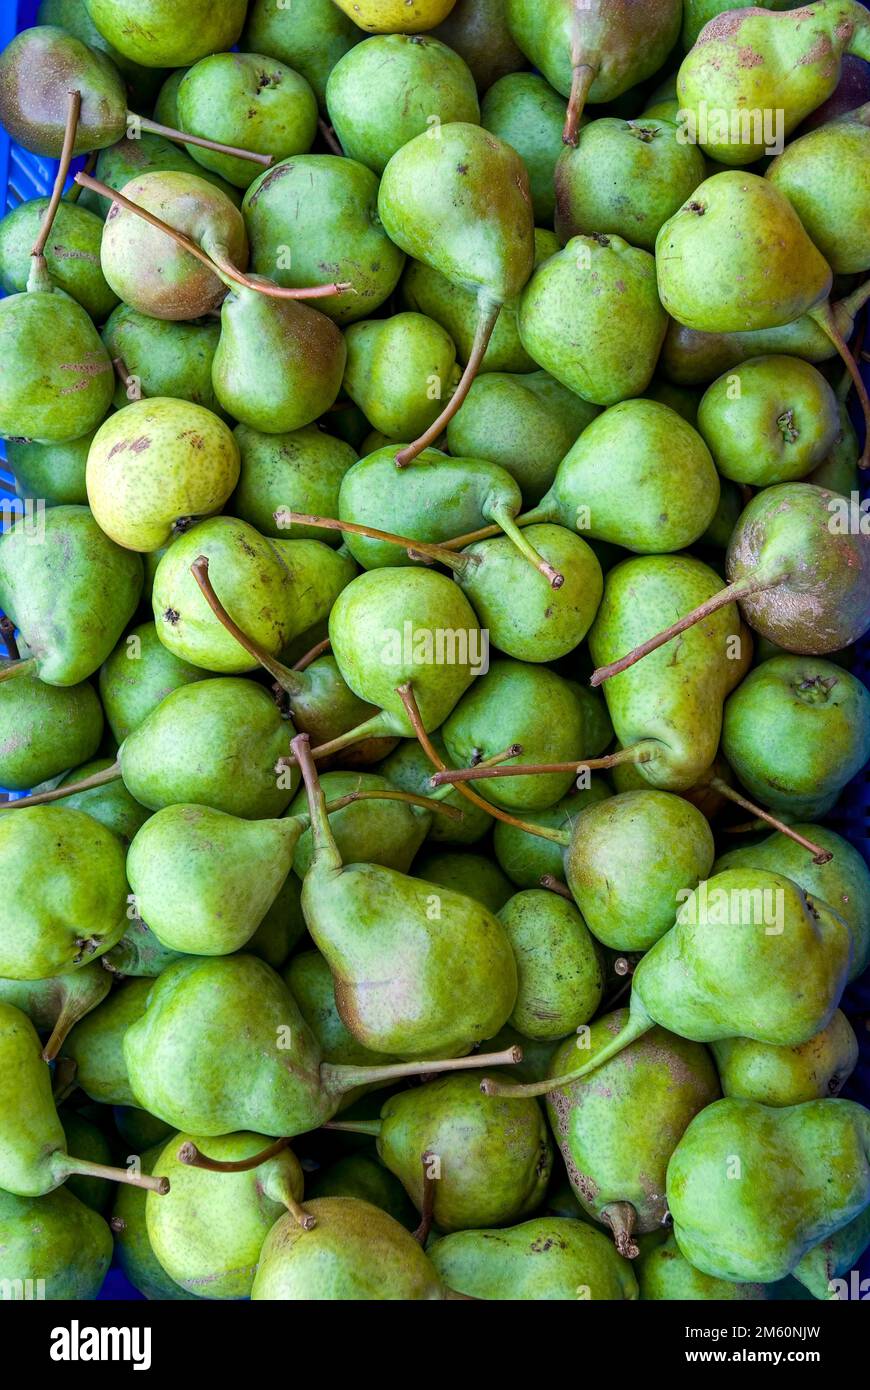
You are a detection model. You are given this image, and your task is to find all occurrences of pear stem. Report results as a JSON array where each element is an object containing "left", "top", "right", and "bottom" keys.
[
  {"left": 322, "top": 1044, "right": 523, "bottom": 1095},
  {"left": 55, "top": 1154, "right": 170, "bottom": 1195},
  {"left": 135, "top": 113, "right": 272, "bottom": 167},
  {"left": 0, "top": 656, "right": 36, "bottom": 684},
  {"left": 414, "top": 1151, "right": 437, "bottom": 1246},
  {"left": 293, "top": 637, "right": 331, "bottom": 671},
  {"left": 275, "top": 711, "right": 392, "bottom": 769},
  {"left": 491, "top": 508, "right": 564, "bottom": 589},
  {"left": 564, "top": 63, "right": 595, "bottom": 146},
  {"left": 42, "top": 989, "right": 106, "bottom": 1063},
  {"left": 291, "top": 732, "right": 343, "bottom": 872},
  {"left": 325, "top": 788, "right": 463, "bottom": 823},
  {"left": 72, "top": 172, "right": 349, "bottom": 302},
  {"left": 189, "top": 556, "right": 303, "bottom": 697},
  {"left": 394, "top": 300, "right": 502, "bottom": 468},
  {"left": 589, "top": 573, "right": 769, "bottom": 686},
  {"left": 272, "top": 511, "right": 468, "bottom": 573},
  {"left": 811, "top": 302, "right": 870, "bottom": 468},
  {"left": 1, "top": 760, "right": 121, "bottom": 808},
  {"left": 428, "top": 746, "right": 649, "bottom": 787},
  {"left": 396, "top": 681, "right": 569, "bottom": 843},
  {"left": 177, "top": 1137, "right": 290, "bottom": 1173},
  {"left": 64, "top": 150, "right": 96, "bottom": 204},
  {"left": 479, "top": 1009, "right": 654, "bottom": 1099},
  {"left": 317, "top": 118, "right": 343, "bottom": 156},
  {"left": 540, "top": 874, "right": 574, "bottom": 901},
  {"left": 31, "top": 90, "right": 81, "bottom": 268},
  {"left": 602, "top": 1202, "right": 640, "bottom": 1260},
  {"left": 709, "top": 777, "right": 833, "bottom": 864},
  {"left": 0, "top": 617, "right": 19, "bottom": 661},
  {"left": 322, "top": 1119, "right": 382, "bottom": 1135},
  {"left": 441, "top": 504, "right": 549, "bottom": 552}
]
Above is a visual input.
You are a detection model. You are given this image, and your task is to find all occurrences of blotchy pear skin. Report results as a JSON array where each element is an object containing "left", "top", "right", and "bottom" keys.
[
  {"left": 667, "top": 1097, "right": 870, "bottom": 1284},
  {"left": 85, "top": 0, "right": 248, "bottom": 68},
  {"left": 429, "top": 1216, "right": 639, "bottom": 1300}
]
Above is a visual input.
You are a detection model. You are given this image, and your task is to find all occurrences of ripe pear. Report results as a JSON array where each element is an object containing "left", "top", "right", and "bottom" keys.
[
  {"left": 112, "top": 1142, "right": 199, "bottom": 1301},
  {"left": 289, "top": 772, "right": 430, "bottom": 877},
  {"left": 638, "top": 1231, "right": 769, "bottom": 1301},
  {"left": 331, "top": 0, "right": 459, "bottom": 33},
  {"left": 0, "top": 665, "right": 102, "bottom": 791},
  {"left": 712, "top": 1012, "right": 859, "bottom": 1107},
  {"left": 101, "top": 305, "right": 225, "bottom": 415},
  {"left": 231, "top": 424, "right": 357, "bottom": 541},
  {"left": 481, "top": 73, "right": 567, "bottom": 224},
  {"left": 65, "top": 979, "right": 153, "bottom": 1108},
  {"left": 498, "top": 889, "right": 604, "bottom": 1039},
  {"left": 0, "top": 197, "right": 117, "bottom": 320},
  {"left": 493, "top": 781, "right": 611, "bottom": 888},
  {"left": 85, "top": 0, "right": 248, "bottom": 67},
  {"left": 766, "top": 102, "right": 870, "bottom": 273},
  {"left": 430, "top": 1216, "right": 639, "bottom": 1299},
  {"left": 0, "top": 1187, "right": 112, "bottom": 1300},
  {"left": 414, "top": 851, "right": 513, "bottom": 914},
  {"left": 342, "top": 315, "right": 458, "bottom": 441},
  {"left": 242, "top": 0, "right": 359, "bottom": 107},
  {"left": 99, "top": 622, "right": 207, "bottom": 744}
]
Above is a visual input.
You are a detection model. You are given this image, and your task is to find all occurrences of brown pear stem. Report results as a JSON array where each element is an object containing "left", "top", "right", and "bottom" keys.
[
  {"left": 189, "top": 555, "right": 303, "bottom": 696},
  {"left": 709, "top": 777, "right": 833, "bottom": 864},
  {"left": 395, "top": 300, "right": 501, "bottom": 468},
  {"left": 208, "top": 240, "right": 351, "bottom": 301},
  {"left": 812, "top": 302, "right": 870, "bottom": 467},
  {"left": 589, "top": 574, "right": 770, "bottom": 686},
  {"left": 602, "top": 1202, "right": 640, "bottom": 1260},
  {"left": 414, "top": 1151, "right": 437, "bottom": 1246},
  {"left": 177, "top": 1137, "right": 290, "bottom": 1173},
  {"left": 135, "top": 113, "right": 272, "bottom": 166},
  {"left": 441, "top": 504, "right": 549, "bottom": 552},
  {"left": 57, "top": 1154, "right": 170, "bottom": 1195},
  {"left": 31, "top": 90, "right": 81, "bottom": 266},
  {"left": 273, "top": 511, "right": 468, "bottom": 573},
  {"left": 540, "top": 875, "right": 574, "bottom": 901},
  {"left": 73, "top": 171, "right": 348, "bottom": 301},
  {"left": 293, "top": 636, "right": 331, "bottom": 671},
  {"left": 64, "top": 150, "right": 96, "bottom": 203},
  {"left": 275, "top": 711, "right": 393, "bottom": 769},
  {"left": 429, "top": 746, "right": 649, "bottom": 787},
  {"left": 325, "top": 788, "right": 463, "bottom": 823},
  {"left": 564, "top": 63, "right": 595, "bottom": 146},
  {"left": 396, "top": 682, "right": 569, "bottom": 843},
  {"left": 284, "top": 1194, "right": 318, "bottom": 1231},
  {"left": 317, "top": 117, "right": 344, "bottom": 156},
  {"left": 322, "top": 1045, "right": 523, "bottom": 1095},
  {"left": 42, "top": 987, "right": 108, "bottom": 1063},
  {"left": 2, "top": 760, "right": 121, "bottom": 808},
  {"left": 0, "top": 656, "right": 36, "bottom": 684},
  {"left": 0, "top": 617, "right": 19, "bottom": 661}
]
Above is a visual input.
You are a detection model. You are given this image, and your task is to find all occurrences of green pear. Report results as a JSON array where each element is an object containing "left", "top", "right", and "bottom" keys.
[
  {"left": 697, "top": 356, "right": 840, "bottom": 486},
  {"left": 243, "top": 155, "right": 405, "bottom": 324},
  {"left": 0, "top": 26, "right": 127, "bottom": 156},
  {"left": 6, "top": 431, "right": 92, "bottom": 508},
  {"left": 0, "top": 1002, "right": 165, "bottom": 1197},
  {"left": 809, "top": 404, "right": 861, "bottom": 497},
  {"left": 588, "top": 554, "right": 744, "bottom": 789},
  {"left": 87, "top": 399, "right": 240, "bottom": 552},
  {"left": 518, "top": 235, "right": 667, "bottom": 405},
  {"left": 0, "top": 964, "right": 110, "bottom": 1062},
  {"left": 415, "top": 851, "right": 513, "bottom": 914},
  {"left": 442, "top": 660, "right": 585, "bottom": 811},
  {"left": 0, "top": 664, "right": 102, "bottom": 791},
  {"left": 102, "top": 920, "right": 185, "bottom": 980},
  {"left": 242, "top": 0, "right": 360, "bottom": 107},
  {"left": 307, "top": 1154, "right": 417, "bottom": 1230},
  {"left": 432, "top": 0, "right": 527, "bottom": 91},
  {"left": 60, "top": 1112, "right": 114, "bottom": 1213},
  {"left": 78, "top": 134, "right": 242, "bottom": 221},
  {"left": 212, "top": 281, "right": 346, "bottom": 432},
  {"left": 146, "top": 1132, "right": 309, "bottom": 1298},
  {"left": 151, "top": 518, "right": 294, "bottom": 672},
  {"left": 792, "top": 1206, "right": 870, "bottom": 1300},
  {"left": 676, "top": 0, "right": 870, "bottom": 164},
  {"left": 531, "top": 399, "right": 720, "bottom": 551},
  {"left": 37, "top": 0, "right": 166, "bottom": 102},
  {"left": 493, "top": 780, "right": 611, "bottom": 887},
  {"left": 481, "top": 73, "right": 567, "bottom": 223},
  {"left": 368, "top": 1071, "right": 552, "bottom": 1230},
  {"left": 231, "top": 424, "right": 356, "bottom": 542},
  {"left": 99, "top": 171, "right": 249, "bottom": 320},
  {"left": 99, "top": 623, "right": 207, "bottom": 745},
  {"left": 65, "top": 979, "right": 153, "bottom": 1107},
  {"left": 101, "top": 305, "right": 224, "bottom": 416},
  {"left": 638, "top": 1231, "right": 769, "bottom": 1301},
  {"left": 766, "top": 104, "right": 870, "bottom": 273},
  {"left": 0, "top": 807, "right": 127, "bottom": 979},
  {"left": 544, "top": 1012, "right": 720, "bottom": 1250},
  {"left": 0, "top": 197, "right": 117, "bottom": 320},
  {"left": 295, "top": 737, "right": 517, "bottom": 1059},
  {"left": 722, "top": 656, "right": 870, "bottom": 818},
  {"left": 327, "top": 34, "right": 479, "bottom": 174},
  {"left": 284, "top": 951, "right": 399, "bottom": 1069},
  {"left": 85, "top": 0, "right": 248, "bottom": 67},
  {"left": 379, "top": 735, "right": 492, "bottom": 846},
  {"left": 656, "top": 173, "right": 832, "bottom": 333},
  {"left": 400, "top": 228, "right": 559, "bottom": 375},
  {"left": 498, "top": 889, "right": 604, "bottom": 1039},
  {"left": 126, "top": 805, "right": 302, "bottom": 956},
  {"left": 666, "top": 1097, "right": 870, "bottom": 1283},
  {"left": 332, "top": 0, "right": 459, "bottom": 31},
  {"left": 252, "top": 1197, "right": 450, "bottom": 1300},
  {"left": 289, "top": 772, "right": 430, "bottom": 878},
  {"left": 682, "top": 0, "right": 805, "bottom": 50},
  {"left": 0, "top": 1187, "right": 112, "bottom": 1300},
  {"left": 342, "top": 314, "right": 458, "bottom": 441},
  {"left": 0, "top": 506, "right": 142, "bottom": 686},
  {"left": 112, "top": 1142, "right": 199, "bottom": 1301},
  {"left": 714, "top": 825, "right": 870, "bottom": 981},
  {"left": 555, "top": 117, "right": 706, "bottom": 252},
  {"left": 505, "top": 0, "right": 682, "bottom": 141},
  {"left": 430, "top": 1216, "right": 639, "bottom": 1299},
  {"left": 564, "top": 790, "right": 715, "bottom": 951},
  {"left": 446, "top": 370, "right": 600, "bottom": 506},
  {"left": 177, "top": 53, "right": 317, "bottom": 189},
  {"left": 712, "top": 1011, "right": 859, "bottom": 1107}
]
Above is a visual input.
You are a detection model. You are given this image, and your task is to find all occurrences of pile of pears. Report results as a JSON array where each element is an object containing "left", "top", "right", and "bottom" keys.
[{"left": 0, "top": 0, "right": 868, "bottom": 1305}]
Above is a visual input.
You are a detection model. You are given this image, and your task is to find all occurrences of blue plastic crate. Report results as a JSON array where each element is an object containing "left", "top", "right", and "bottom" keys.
[{"left": 0, "top": 0, "right": 868, "bottom": 1300}]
